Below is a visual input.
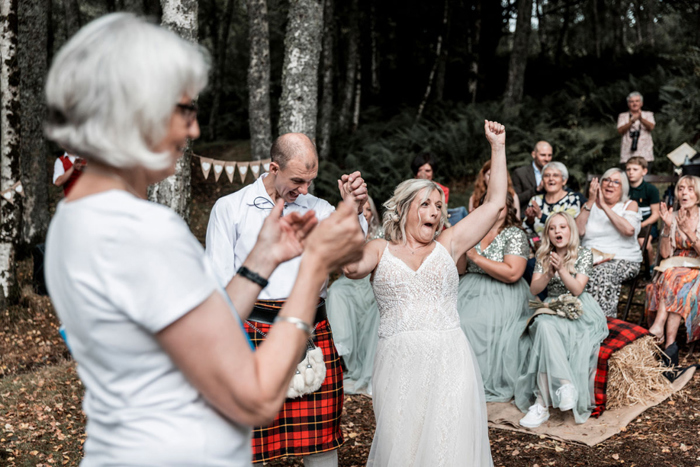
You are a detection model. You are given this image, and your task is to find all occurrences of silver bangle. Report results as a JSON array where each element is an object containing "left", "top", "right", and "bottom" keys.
[{"left": 273, "top": 316, "right": 313, "bottom": 336}]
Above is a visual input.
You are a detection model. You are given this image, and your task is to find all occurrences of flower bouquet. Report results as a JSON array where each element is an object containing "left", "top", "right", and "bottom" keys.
[{"left": 529, "top": 293, "right": 584, "bottom": 320}]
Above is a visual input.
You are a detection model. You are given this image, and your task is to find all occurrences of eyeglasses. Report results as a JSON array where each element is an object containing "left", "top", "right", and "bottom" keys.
[
  {"left": 543, "top": 173, "right": 562, "bottom": 179},
  {"left": 601, "top": 178, "right": 622, "bottom": 187},
  {"left": 176, "top": 102, "right": 198, "bottom": 126}
]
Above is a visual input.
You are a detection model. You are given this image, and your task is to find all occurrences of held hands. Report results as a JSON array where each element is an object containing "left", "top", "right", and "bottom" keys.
[
  {"left": 659, "top": 202, "right": 674, "bottom": 230},
  {"left": 484, "top": 120, "right": 506, "bottom": 147},
  {"left": 677, "top": 207, "right": 695, "bottom": 237},
  {"left": 337, "top": 171, "right": 368, "bottom": 215},
  {"left": 257, "top": 201, "right": 318, "bottom": 265}
]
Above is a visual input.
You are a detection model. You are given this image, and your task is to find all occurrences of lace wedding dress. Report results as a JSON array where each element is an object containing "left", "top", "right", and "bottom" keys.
[{"left": 368, "top": 241, "right": 493, "bottom": 467}]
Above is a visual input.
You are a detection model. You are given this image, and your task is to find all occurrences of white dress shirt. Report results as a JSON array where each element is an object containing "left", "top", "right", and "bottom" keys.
[
  {"left": 205, "top": 173, "right": 368, "bottom": 300},
  {"left": 532, "top": 161, "right": 543, "bottom": 188}
]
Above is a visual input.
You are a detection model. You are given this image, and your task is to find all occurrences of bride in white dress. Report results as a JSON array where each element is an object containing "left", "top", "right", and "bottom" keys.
[{"left": 342, "top": 121, "right": 507, "bottom": 466}]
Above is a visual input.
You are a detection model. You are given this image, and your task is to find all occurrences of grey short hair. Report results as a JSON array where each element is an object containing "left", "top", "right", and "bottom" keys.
[
  {"left": 627, "top": 91, "right": 643, "bottom": 104},
  {"left": 542, "top": 161, "right": 568, "bottom": 182},
  {"left": 45, "top": 13, "right": 210, "bottom": 170},
  {"left": 601, "top": 167, "right": 630, "bottom": 203},
  {"left": 383, "top": 179, "right": 447, "bottom": 243}
]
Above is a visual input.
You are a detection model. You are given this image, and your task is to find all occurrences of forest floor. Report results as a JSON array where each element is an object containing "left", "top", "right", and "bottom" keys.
[{"left": 1, "top": 152, "right": 699, "bottom": 466}]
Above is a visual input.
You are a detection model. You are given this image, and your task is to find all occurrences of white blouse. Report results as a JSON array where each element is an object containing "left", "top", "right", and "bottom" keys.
[{"left": 582, "top": 200, "right": 643, "bottom": 263}]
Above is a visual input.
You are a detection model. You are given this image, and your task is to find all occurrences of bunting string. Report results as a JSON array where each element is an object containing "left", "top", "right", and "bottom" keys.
[{"left": 193, "top": 154, "right": 271, "bottom": 184}]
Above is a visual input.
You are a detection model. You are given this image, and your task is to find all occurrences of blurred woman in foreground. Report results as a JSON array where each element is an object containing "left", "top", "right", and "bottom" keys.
[{"left": 43, "top": 14, "right": 363, "bottom": 465}]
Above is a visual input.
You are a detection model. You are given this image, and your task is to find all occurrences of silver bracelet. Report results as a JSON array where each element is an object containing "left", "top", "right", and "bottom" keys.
[{"left": 273, "top": 316, "right": 313, "bottom": 336}]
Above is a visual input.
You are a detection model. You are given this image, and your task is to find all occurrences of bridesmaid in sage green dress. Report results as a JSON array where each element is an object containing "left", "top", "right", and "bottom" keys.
[
  {"left": 516, "top": 212, "right": 608, "bottom": 428},
  {"left": 457, "top": 193, "right": 533, "bottom": 402}
]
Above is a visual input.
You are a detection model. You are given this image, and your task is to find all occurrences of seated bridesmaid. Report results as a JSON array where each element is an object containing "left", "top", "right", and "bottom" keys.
[
  {"left": 468, "top": 160, "right": 521, "bottom": 219},
  {"left": 516, "top": 212, "right": 608, "bottom": 428},
  {"left": 646, "top": 175, "right": 700, "bottom": 359},
  {"left": 326, "top": 197, "right": 383, "bottom": 395},
  {"left": 457, "top": 193, "right": 532, "bottom": 402}
]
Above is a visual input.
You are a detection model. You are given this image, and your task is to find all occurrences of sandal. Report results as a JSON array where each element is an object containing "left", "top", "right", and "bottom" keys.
[{"left": 649, "top": 332, "right": 665, "bottom": 345}]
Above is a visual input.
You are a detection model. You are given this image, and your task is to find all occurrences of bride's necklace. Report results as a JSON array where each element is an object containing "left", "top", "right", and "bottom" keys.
[{"left": 403, "top": 243, "right": 430, "bottom": 255}]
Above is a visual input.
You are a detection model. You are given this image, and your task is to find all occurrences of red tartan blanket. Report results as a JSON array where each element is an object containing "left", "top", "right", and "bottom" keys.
[{"left": 592, "top": 318, "right": 649, "bottom": 417}]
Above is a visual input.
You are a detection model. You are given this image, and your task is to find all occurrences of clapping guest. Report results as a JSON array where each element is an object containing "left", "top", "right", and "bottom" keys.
[
  {"left": 576, "top": 168, "right": 642, "bottom": 317},
  {"left": 468, "top": 160, "right": 521, "bottom": 219},
  {"left": 516, "top": 213, "right": 608, "bottom": 428},
  {"left": 523, "top": 162, "right": 582, "bottom": 238},
  {"left": 646, "top": 176, "right": 700, "bottom": 355},
  {"left": 42, "top": 14, "right": 364, "bottom": 464},
  {"left": 458, "top": 193, "right": 532, "bottom": 401}
]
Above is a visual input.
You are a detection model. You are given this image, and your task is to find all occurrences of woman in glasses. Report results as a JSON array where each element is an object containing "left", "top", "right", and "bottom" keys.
[
  {"left": 43, "top": 14, "right": 364, "bottom": 465},
  {"left": 576, "top": 168, "right": 643, "bottom": 317}
]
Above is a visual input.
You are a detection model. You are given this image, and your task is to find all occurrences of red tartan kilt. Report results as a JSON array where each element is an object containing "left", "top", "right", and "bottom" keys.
[{"left": 244, "top": 318, "right": 344, "bottom": 462}]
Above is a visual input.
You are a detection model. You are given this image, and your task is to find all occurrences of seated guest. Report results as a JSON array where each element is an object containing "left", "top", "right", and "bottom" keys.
[
  {"left": 327, "top": 197, "right": 383, "bottom": 395},
  {"left": 626, "top": 156, "right": 660, "bottom": 265},
  {"left": 41, "top": 14, "right": 365, "bottom": 464},
  {"left": 512, "top": 141, "right": 553, "bottom": 213},
  {"left": 516, "top": 213, "right": 608, "bottom": 427},
  {"left": 576, "top": 168, "right": 642, "bottom": 317},
  {"left": 457, "top": 193, "right": 531, "bottom": 401},
  {"left": 646, "top": 176, "right": 700, "bottom": 356},
  {"left": 468, "top": 160, "right": 521, "bottom": 219},
  {"left": 523, "top": 162, "right": 582, "bottom": 238}
]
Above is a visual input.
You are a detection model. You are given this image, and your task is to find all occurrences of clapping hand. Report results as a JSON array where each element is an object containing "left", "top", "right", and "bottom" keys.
[
  {"left": 659, "top": 202, "right": 674, "bottom": 230},
  {"left": 337, "top": 171, "right": 368, "bottom": 215},
  {"left": 257, "top": 200, "right": 318, "bottom": 265},
  {"left": 484, "top": 120, "right": 506, "bottom": 147},
  {"left": 588, "top": 178, "right": 599, "bottom": 205},
  {"left": 677, "top": 207, "right": 695, "bottom": 237},
  {"left": 530, "top": 199, "right": 542, "bottom": 219},
  {"left": 549, "top": 251, "right": 562, "bottom": 275}
]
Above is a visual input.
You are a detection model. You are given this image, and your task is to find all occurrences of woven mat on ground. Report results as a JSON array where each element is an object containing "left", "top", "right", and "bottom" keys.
[
  {"left": 487, "top": 366, "right": 695, "bottom": 446},
  {"left": 593, "top": 318, "right": 650, "bottom": 417}
]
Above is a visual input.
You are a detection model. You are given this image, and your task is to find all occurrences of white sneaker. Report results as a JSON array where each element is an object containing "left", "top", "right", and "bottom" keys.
[
  {"left": 556, "top": 384, "right": 577, "bottom": 411},
  {"left": 519, "top": 403, "right": 549, "bottom": 428}
]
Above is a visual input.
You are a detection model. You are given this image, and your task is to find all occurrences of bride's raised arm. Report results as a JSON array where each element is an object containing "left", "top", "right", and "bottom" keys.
[{"left": 439, "top": 120, "right": 507, "bottom": 261}]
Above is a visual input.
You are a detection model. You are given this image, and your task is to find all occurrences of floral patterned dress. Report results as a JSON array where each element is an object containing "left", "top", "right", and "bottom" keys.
[{"left": 645, "top": 231, "right": 700, "bottom": 343}]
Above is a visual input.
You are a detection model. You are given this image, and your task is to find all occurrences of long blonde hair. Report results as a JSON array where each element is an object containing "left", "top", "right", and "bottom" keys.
[
  {"left": 535, "top": 212, "right": 580, "bottom": 275},
  {"left": 383, "top": 179, "right": 447, "bottom": 243}
]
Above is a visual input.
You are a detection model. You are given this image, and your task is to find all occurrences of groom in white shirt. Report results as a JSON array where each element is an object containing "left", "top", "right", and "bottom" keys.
[{"left": 205, "top": 132, "right": 367, "bottom": 467}]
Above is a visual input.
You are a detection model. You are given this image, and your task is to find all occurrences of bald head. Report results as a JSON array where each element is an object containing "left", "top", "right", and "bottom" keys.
[
  {"left": 531, "top": 141, "right": 553, "bottom": 170},
  {"left": 270, "top": 133, "right": 318, "bottom": 171}
]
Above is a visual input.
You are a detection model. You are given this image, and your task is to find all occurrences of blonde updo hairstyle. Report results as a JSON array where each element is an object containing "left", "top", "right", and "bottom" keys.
[{"left": 383, "top": 179, "right": 447, "bottom": 243}]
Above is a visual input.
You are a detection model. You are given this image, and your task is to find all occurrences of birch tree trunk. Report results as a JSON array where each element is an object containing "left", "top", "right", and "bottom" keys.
[
  {"left": 247, "top": 0, "right": 272, "bottom": 159},
  {"left": 0, "top": 0, "right": 21, "bottom": 308},
  {"left": 351, "top": 58, "right": 361, "bottom": 133},
  {"left": 503, "top": 0, "right": 532, "bottom": 108},
  {"left": 19, "top": 0, "right": 51, "bottom": 249},
  {"left": 369, "top": 0, "right": 380, "bottom": 96},
  {"left": 278, "top": 0, "right": 324, "bottom": 139},
  {"left": 337, "top": 0, "right": 358, "bottom": 133},
  {"left": 317, "top": 0, "right": 334, "bottom": 159},
  {"left": 148, "top": 0, "right": 197, "bottom": 220},
  {"left": 468, "top": 0, "right": 482, "bottom": 104}
]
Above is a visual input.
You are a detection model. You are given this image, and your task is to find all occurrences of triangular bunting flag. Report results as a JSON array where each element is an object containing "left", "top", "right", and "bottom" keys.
[
  {"left": 200, "top": 157, "right": 213, "bottom": 180},
  {"left": 261, "top": 158, "right": 271, "bottom": 172},
  {"left": 225, "top": 162, "right": 236, "bottom": 183},
  {"left": 213, "top": 161, "right": 224, "bottom": 182},
  {"left": 238, "top": 162, "right": 249, "bottom": 183},
  {"left": 13, "top": 182, "right": 23, "bottom": 196},
  {"left": 2, "top": 190, "right": 14, "bottom": 204},
  {"left": 250, "top": 162, "right": 261, "bottom": 179}
]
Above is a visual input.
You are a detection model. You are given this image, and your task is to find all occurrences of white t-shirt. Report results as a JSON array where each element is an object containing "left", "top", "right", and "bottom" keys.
[
  {"left": 45, "top": 190, "right": 252, "bottom": 466},
  {"left": 582, "top": 200, "right": 643, "bottom": 263},
  {"left": 205, "top": 174, "right": 367, "bottom": 299}
]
